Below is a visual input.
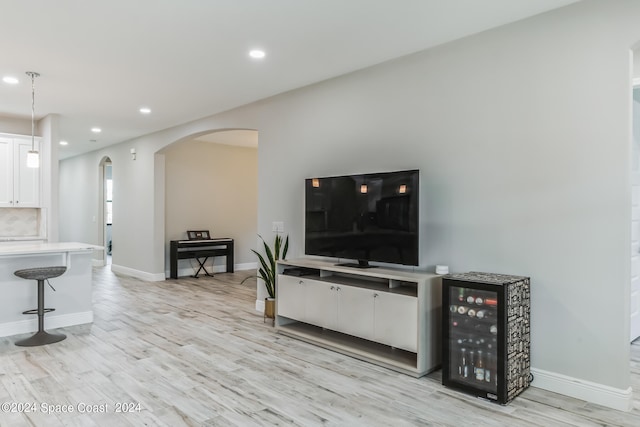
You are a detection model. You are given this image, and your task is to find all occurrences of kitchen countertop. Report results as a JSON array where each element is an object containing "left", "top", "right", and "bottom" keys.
[{"left": 0, "top": 241, "right": 103, "bottom": 256}]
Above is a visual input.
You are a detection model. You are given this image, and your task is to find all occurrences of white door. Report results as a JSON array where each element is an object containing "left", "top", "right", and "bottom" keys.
[{"left": 631, "top": 171, "right": 640, "bottom": 342}]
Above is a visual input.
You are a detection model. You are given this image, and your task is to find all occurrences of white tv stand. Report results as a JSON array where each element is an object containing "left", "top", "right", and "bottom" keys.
[{"left": 276, "top": 258, "right": 442, "bottom": 377}]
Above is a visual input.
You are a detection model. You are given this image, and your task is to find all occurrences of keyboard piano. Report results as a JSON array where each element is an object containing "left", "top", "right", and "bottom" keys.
[{"left": 169, "top": 238, "right": 234, "bottom": 279}]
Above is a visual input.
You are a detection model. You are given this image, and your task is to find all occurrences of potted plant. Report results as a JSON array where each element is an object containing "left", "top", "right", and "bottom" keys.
[{"left": 244, "top": 234, "right": 288, "bottom": 322}]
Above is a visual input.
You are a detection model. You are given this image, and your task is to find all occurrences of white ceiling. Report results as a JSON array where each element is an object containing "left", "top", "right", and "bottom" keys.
[{"left": 0, "top": 0, "right": 579, "bottom": 159}]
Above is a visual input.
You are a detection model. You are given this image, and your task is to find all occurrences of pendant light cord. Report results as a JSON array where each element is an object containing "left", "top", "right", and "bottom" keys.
[
  {"left": 26, "top": 71, "right": 40, "bottom": 151},
  {"left": 31, "top": 74, "right": 34, "bottom": 150}
]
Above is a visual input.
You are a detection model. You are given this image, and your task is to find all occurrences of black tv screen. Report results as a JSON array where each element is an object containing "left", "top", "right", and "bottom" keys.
[{"left": 305, "top": 169, "right": 419, "bottom": 267}]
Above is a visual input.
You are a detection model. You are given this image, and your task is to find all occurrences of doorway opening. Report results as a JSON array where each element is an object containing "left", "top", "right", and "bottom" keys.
[
  {"left": 99, "top": 157, "right": 113, "bottom": 266},
  {"left": 631, "top": 47, "right": 640, "bottom": 342}
]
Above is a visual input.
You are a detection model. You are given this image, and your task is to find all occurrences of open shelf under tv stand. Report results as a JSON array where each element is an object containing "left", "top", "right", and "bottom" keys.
[{"left": 275, "top": 258, "right": 442, "bottom": 377}]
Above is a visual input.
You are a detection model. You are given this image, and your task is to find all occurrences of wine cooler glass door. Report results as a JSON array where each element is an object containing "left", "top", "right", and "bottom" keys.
[{"left": 448, "top": 285, "right": 498, "bottom": 394}]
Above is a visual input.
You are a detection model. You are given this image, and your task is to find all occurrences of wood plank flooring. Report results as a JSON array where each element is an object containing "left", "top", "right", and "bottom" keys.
[{"left": 1, "top": 266, "right": 639, "bottom": 426}]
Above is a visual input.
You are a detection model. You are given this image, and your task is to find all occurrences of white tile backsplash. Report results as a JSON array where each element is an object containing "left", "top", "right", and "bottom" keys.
[{"left": 0, "top": 208, "right": 42, "bottom": 237}]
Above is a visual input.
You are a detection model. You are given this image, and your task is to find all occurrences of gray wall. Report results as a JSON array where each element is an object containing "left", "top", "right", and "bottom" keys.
[
  {"left": 0, "top": 116, "right": 30, "bottom": 136},
  {"left": 58, "top": 0, "right": 640, "bottom": 401}
]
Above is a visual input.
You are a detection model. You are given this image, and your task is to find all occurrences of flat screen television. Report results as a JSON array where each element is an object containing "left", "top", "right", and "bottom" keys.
[{"left": 305, "top": 169, "right": 419, "bottom": 268}]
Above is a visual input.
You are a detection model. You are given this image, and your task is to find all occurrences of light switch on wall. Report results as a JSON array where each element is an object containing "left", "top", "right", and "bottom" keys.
[{"left": 272, "top": 221, "right": 284, "bottom": 232}]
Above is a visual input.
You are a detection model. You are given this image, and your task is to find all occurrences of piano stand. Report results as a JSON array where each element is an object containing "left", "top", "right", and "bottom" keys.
[{"left": 192, "top": 254, "right": 214, "bottom": 278}]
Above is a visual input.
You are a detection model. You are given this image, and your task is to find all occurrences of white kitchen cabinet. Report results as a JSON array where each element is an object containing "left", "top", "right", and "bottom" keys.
[
  {"left": 276, "top": 258, "right": 442, "bottom": 377},
  {"left": 0, "top": 138, "right": 12, "bottom": 206},
  {"left": 0, "top": 136, "right": 40, "bottom": 208}
]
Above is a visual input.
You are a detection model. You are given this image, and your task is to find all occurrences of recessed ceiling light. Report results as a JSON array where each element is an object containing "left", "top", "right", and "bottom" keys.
[
  {"left": 249, "top": 49, "right": 265, "bottom": 59},
  {"left": 91, "top": 127, "right": 101, "bottom": 133},
  {"left": 139, "top": 107, "right": 151, "bottom": 114},
  {"left": 2, "top": 76, "right": 19, "bottom": 84},
  {"left": 59, "top": 140, "right": 68, "bottom": 146}
]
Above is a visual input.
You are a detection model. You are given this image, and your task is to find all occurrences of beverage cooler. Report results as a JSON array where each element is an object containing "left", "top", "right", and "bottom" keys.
[{"left": 442, "top": 272, "right": 531, "bottom": 404}]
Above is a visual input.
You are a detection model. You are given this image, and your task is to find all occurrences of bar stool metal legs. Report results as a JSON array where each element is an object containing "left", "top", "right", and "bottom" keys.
[{"left": 14, "top": 266, "right": 67, "bottom": 347}]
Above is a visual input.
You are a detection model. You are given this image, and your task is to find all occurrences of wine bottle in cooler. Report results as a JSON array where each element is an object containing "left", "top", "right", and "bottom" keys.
[
  {"left": 476, "top": 309, "right": 490, "bottom": 319},
  {"left": 459, "top": 348, "right": 468, "bottom": 378},
  {"left": 457, "top": 287, "right": 465, "bottom": 303},
  {"left": 475, "top": 350, "right": 485, "bottom": 381},
  {"left": 484, "top": 352, "right": 493, "bottom": 383},
  {"left": 484, "top": 297, "right": 498, "bottom": 307},
  {"left": 469, "top": 350, "right": 476, "bottom": 378}
]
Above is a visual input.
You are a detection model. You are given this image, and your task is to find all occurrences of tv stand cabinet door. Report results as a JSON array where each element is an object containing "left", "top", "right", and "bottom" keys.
[
  {"left": 305, "top": 280, "right": 338, "bottom": 330},
  {"left": 337, "top": 285, "right": 375, "bottom": 341},
  {"left": 373, "top": 292, "right": 418, "bottom": 352},
  {"left": 277, "top": 275, "right": 306, "bottom": 322}
]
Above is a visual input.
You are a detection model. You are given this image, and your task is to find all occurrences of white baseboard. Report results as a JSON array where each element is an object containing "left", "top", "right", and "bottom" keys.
[
  {"left": 165, "top": 262, "right": 258, "bottom": 279},
  {"left": 111, "top": 264, "right": 165, "bottom": 282},
  {"left": 0, "top": 311, "right": 93, "bottom": 338},
  {"left": 235, "top": 262, "right": 257, "bottom": 271},
  {"left": 173, "top": 265, "right": 229, "bottom": 277},
  {"left": 531, "top": 367, "right": 632, "bottom": 411},
  {"left": 112, "top": 262, "right": 258, "bottom": 282},
  {"left": 111, "top": 262, "right": 258, "bottom": 282}
]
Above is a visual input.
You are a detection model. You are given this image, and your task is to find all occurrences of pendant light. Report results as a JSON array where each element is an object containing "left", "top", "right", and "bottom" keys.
[{"left": 25, "top": 71, "right": 40, "bottom": 168}]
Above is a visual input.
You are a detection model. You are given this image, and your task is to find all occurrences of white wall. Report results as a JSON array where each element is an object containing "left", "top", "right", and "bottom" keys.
[
  {"left": 58, "top": 0, "right": 640, "bottom": 409},
  {"left": 0, "top": 116, "right": 30, "bottom": 136}
]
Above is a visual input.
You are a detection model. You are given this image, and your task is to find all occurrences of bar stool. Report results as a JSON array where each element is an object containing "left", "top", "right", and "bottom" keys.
[{"left": 14, "top": 266, "right": 67, "bottom": 347}]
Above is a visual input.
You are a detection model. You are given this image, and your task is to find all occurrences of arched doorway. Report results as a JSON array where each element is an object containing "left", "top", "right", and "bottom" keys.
[{"left": 156, "top": 129, "right": 258, "bottom": 282}]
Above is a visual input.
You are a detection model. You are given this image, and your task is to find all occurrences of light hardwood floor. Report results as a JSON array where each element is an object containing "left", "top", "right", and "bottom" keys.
[{"left": 1, "top": 266, "right": 640, "bottom": 426}]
